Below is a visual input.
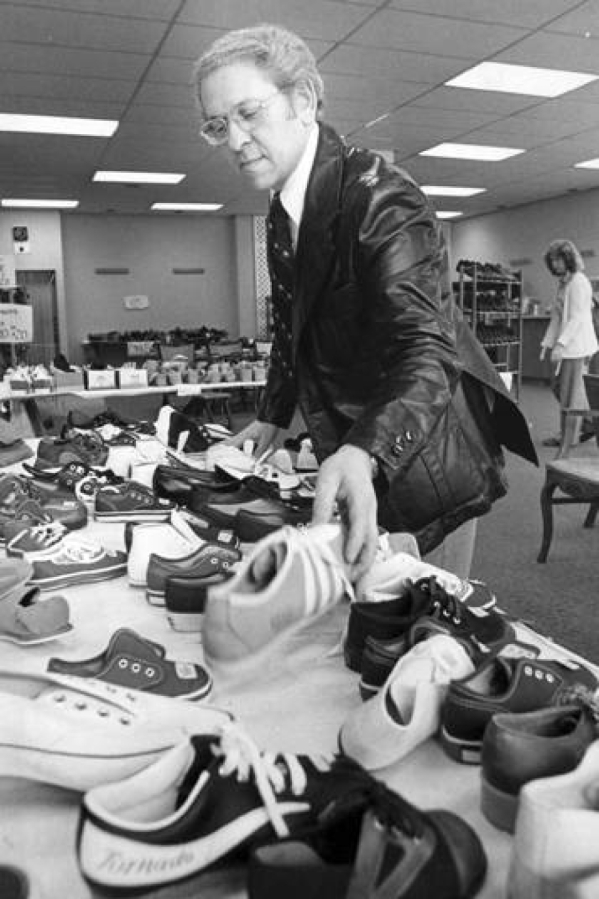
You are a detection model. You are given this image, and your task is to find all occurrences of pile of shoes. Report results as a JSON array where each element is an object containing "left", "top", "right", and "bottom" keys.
[
  {"left": 456, "top": 259, "right": 520, "bottom": 281},
  {"left": 2, "top": 399, "right": 599, "bottom": 899}
]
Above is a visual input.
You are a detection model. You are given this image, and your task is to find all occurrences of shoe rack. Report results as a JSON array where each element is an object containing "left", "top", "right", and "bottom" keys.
[{"left": 455, "top": 261, "right": 523, "bottom": 400}]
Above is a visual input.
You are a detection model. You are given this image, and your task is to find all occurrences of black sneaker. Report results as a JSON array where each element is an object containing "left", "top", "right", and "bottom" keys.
[
  {"left": 94, "top": 482, "right": 176, "bottom": 522},
  {"left": 248, "top": 760, "right": 487, "bottom": 899},
  {"left": 441, "top": 656, "right": 599, "bottom": 765},
  {"left": 79, "top": 726, "right": 351, "bottom": 893}
]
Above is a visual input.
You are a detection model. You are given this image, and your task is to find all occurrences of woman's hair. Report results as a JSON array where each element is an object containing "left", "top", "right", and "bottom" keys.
[
  {"left": 544, "top": 239, "right": 585, "bottom": 274},
  {"left": 194, "top": 23, "right": 324, "bottom": 118}
]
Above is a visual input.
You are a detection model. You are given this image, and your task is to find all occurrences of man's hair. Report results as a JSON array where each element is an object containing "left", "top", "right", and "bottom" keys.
[
  {"left": 544, "top": 239, "right": 585, "bottom": 274},
  {"left": 194, "top": 23, "right": 324, "bottom": 118}
]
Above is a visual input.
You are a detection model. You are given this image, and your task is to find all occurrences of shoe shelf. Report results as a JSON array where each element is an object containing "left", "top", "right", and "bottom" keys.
[{"left": 455, "top": 260, "right": 523, "bottom": 400}]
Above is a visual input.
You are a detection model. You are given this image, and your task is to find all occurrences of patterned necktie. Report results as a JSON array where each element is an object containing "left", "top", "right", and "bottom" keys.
[{"left": 267, "top": 192, "right": 294, "bottom": 379}]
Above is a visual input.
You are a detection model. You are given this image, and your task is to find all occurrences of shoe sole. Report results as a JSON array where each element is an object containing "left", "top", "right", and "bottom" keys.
[
  {"left": 95, "top": 510, "right": 173, "bottom": 522},
  {"left": 30, "top": 563, "right": 127, "bottom": 591},
  {"left": 0, "top": 622, "right": 74, "bottom": 645},
  {"left": 145, "top": 589, "right": 166, "bottom": 607},
  {"left": 166, "top": 611, "right": 203, "bottom": 633}
]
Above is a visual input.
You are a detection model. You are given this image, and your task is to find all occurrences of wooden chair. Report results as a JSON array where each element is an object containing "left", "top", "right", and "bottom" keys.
[{"left": 537, "top": 373, "right": 599, "bottom": 562}]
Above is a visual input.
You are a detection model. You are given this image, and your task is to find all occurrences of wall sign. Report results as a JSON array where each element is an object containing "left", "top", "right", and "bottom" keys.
[
  {"left": 0, "top": 255, "right": 17, "bottom": 289},
  {"left": 0, "top": 303, "right": 33, "bottom": 343}
]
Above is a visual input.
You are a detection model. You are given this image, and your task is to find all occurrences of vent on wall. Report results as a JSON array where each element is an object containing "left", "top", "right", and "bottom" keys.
[
  {"left": 171, "top": 267, "right": 205, "bottom": 274},
  {"left": 581, "top": 249, "right": 596, "bottom": 258},
  {"left": 95, "top": 267, "right": 130, "bottom": 275},
  {"left": 509, "top": 257, "right": 532, "bottom": 267}
]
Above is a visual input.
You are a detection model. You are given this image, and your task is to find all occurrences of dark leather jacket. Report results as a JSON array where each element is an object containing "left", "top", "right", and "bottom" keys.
[{"left": 259, "top": 124, "right": 537, "bottom": 553}]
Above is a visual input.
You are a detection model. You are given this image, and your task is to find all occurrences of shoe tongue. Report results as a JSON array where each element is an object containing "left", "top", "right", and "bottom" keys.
[
  {"left": 107, "top": 628, "right": 167, "bottom": 660},
  {"left": 249, "top": 544, "right": 286, "bottom": 588}
]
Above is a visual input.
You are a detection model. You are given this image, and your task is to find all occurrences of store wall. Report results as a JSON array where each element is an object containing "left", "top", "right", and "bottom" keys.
[
  {"left": 0, "top": 210, "right": 68, "bottom": 353},
  {"left": 61, "top": 213, "right": 243, "bottom": 363},
  {"left": 451, "top": 186, "right": 599, "bottom": 310}
]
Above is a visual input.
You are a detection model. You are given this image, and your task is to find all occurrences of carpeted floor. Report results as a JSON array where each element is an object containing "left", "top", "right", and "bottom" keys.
[{"left": 471, "top": 380, "right": 599, "bottom": 665}]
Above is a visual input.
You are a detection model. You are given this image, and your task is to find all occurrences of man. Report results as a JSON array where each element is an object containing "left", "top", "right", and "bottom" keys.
[{"left": 194, "top": 23, "right": 537, "bottom": 581}]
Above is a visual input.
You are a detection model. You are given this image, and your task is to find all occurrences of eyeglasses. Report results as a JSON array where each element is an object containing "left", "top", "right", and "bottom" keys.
[{"left": 199, "top": 90, "right": 284, "bottom": 146}]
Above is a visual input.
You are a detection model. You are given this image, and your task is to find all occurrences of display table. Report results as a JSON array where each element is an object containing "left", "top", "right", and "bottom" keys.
[
  {"left": 3, "top": 382, "right": 266, "bottom": 437},
  {"left": 0, "top": 449, "right": 596, "bottom": 899}
]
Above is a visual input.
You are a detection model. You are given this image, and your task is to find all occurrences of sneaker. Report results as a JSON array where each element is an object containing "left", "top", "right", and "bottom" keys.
[
  {"left": 145, "top": 540, "right": 241, "bottom": 605},
  {"left": 153, "top": 462, "right": 239, "bottom": 505},
  {"left": 126, "top": 511, "right": 209, "bottom": 587},
  {"left": 154, "top": 406, "right": 211, "bottom": 453},
  {"left": 202, "top": 524, "right": 353, "bottom": 677},
  {"left": 339, "top": 635, "right": 474, "bottom": 770},
  {"left": 94, "top": 481, "right": 175, "bottom": 522},
  {"left": 47, "top": 628, "right": 212, "bottom": 700},
  {"left": 509, "top": 741, "right": 599, "bottom": 899},
  {"left": 36, "top": 431, "right": 109, "bottom": 468},
  {"left": 29, "top": 539, "right": 127, "bottom": 590},
  {"left": 480, "top": 687, "right": 599, "bottom": 833},
  {"left": 5, "top": 521, "right": 67, "bottom": 557},
  {"left": 353, "top": 577, "right": 515, "bottom": 699},
  {"left": 164, "top": 572, "right": 232, "bottom": 632},
  {"left": 0, "top": 584, "right": 71, "bottom": 645},
  {"left": 78, "top": 724, "right": 349, "bottom": 892},
  {"left": 441, "top": 656, "right": 598, "bottom": 765},
  {"left": 0, "top": 474, "right": 88, "bottom": 531},
  {"left": 355, "top": 551, "right": 475, "bottom": 604},
  {"left": 247, "top": 768, "right": 487, "bottom": 899},
  {"left": 0, "top": 667, "right": 232, "bottom": 791}
]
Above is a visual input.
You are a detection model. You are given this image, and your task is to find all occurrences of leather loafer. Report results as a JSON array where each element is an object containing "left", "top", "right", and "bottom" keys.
[
  {"left": 481, "top": 698, "right": 598, "bottom": 833},
  {"left": 153, "top": 463, "right": 239, "bottom": 505}
]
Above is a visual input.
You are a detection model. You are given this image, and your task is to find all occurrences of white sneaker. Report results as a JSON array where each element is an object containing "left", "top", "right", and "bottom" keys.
[
  {"left": 0, "top": 668, "right": 233, "bottom": 791},
  {"left": 509, "top": 742, "right": 599, "bottom": 899},
  {"left": 127, "top": 511, "right": 201, "bottom": 587},
  {"left": 203, "top": 524, "right": 353, "bottom": 676},
  {"left": 339, "top": 634, "right": 474, "bottom": 770},
  {"left": 356, "top": 552, "right": 476, "bottom": 605}
]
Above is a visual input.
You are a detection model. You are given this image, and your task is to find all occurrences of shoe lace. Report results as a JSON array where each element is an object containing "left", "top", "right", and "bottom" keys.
[
  {"left": 211, "top": 722, "right": 333, "bottom": 838},
  {"left": 319, "top": 758, "right": 422, "bottom": 840},
  {"left": 414, "top": 576, "right": 463, "bottom": 625},
  {"left": 27, "top": 521, "right": 66, "bottom": 542},
  {"left": 52, "top": 539, "right": 104, "bottom": 564}
]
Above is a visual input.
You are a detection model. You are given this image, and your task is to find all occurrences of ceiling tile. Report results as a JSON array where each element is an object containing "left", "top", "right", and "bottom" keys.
[
  {"left": 348, "top": 8, "right": 528, "bottom": 57},
  {"left": 389, "top": 0, "right": 581, "bottom": 29}
]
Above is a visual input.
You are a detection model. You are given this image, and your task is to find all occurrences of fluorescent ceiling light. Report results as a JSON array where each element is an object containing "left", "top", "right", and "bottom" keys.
[
  {"left": 436, "top": 211, "right": 463, "bottom": 220},
  {"left": 151, "top": 202, "right": 223, "bottom": 211},
  {"left": 420, "top": 143, "right": 524, "bottom": 161},
  {"left": 94, "top": 171, "right": 185, "bottom": 184},
  {"left": 0, "top": 113, "right": 117, "bottom": 136},
  {"left": 446, "top": 62, "right": 598, "bottom": 98},
  {"left": 574, "top": 158, "right": 599, "bottom": 169},
  {"left": 422, "top": 185, "right": 486, "bottom": 197},
  {"left": 1, "top": 198, "right": 79, "bottom": 208}
]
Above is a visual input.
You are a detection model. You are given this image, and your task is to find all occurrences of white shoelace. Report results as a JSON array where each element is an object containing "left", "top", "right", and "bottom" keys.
[{"left": 211, "top": 723, "right": 333, "bottom": 838}]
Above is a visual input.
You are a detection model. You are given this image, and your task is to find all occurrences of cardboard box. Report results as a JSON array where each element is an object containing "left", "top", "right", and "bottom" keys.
[
  {"left": 84, "top": 369, "right": 117, "bottom": 390},
  {"left": 53, "top": 370, "right": 85, "bottom": 389},
  {"left": 116, "top": 368, "right": 148, "bottom": 388}
]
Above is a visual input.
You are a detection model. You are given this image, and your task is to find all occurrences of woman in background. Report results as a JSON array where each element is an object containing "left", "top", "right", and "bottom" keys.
[{"left": 540, "top": 239, "right": 598, "bottom": 447}]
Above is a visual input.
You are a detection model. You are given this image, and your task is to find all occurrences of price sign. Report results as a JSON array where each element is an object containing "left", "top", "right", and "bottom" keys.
[{"left": 0, "top": 304, "right": 33, "bottom": 343}]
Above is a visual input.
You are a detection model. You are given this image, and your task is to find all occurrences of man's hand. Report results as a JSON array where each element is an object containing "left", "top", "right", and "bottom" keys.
[
  {"left": 225, "top": 420, "right": 280, "bottom": 459},
  {"left": 311, "top": 445, "right": 379, "bottom": 582}
]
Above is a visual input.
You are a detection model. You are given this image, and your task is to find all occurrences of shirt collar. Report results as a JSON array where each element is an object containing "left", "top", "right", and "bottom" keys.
[{"left": 277, "top": 123, "right": 319, "bottom": 234}]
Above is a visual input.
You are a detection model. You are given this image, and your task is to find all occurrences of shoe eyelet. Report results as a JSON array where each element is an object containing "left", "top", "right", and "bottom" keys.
[
  {"left": 145, "top": 667, "right": 155, "bottom": 677},
  {"left": 97, "top": 709, "right": 109, "bottom": 717},
  {"left": 53, "top": 693, "right": 66, "bottom": 703},
  {"left": 118, "top": 659, "right": 129, "bottom": 669},
  {"left": 75, "top": 702, "right": 87, "bottom": 711},
  {"left": 131, "top": 663, "right": 141, "bottom": 674},
  {"left": 120, "top": 717, "right": 132, "bottom": 726}
]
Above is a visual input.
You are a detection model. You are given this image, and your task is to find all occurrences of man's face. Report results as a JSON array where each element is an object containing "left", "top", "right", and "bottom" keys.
[
  {"left": 200, "top": 62, "right": 314, "bottom": 192},
  {"left": 550, "top": 255, "right": 567, "bottom": 277}
]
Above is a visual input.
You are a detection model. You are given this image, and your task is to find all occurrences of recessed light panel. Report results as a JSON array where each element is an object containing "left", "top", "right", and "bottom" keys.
[
  {"left": 1, "top": 198, "right": 79, "bottom": 208},
  {"left": 436, "top": 211, "right": 463, "bottom": 219},
  {"left": 420, "top": 143, "right": 524, "bottom": 161},
  {"left": 575, "top": 158, "right": 599, "bottom": 169},
  {"left": 422, "top": 186, "right": 486, "bottom": 197},
  {"left": 446, "top": 62, "right": 598, "bottom": 98},
  {"left": 93, "top": 171, "right": 185, "bottom": 184},
  {"left": 151, "top": 202, "right": 222, "bottom": 211},
  {"left": 0, "top": 113, "right": 117, "bottom": 136}
]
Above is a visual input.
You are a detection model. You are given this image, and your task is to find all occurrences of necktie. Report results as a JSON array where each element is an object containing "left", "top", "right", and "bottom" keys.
[{"left": 267, "top": 193, "right": 294, "bottom": 379}]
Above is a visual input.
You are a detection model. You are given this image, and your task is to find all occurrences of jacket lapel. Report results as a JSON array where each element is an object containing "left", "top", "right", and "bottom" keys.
[{"left": 292, "top": 125, "right": 344, "bottom": 359}]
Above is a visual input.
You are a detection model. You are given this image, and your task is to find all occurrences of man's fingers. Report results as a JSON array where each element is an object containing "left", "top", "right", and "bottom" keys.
[{"left": 311, "top": 474, "right": 338, "bottom": 525}]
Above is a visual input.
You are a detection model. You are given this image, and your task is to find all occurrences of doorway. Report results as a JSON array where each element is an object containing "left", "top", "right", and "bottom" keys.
[{"left": 16, "top": 270, "right": 60, "bottom": 366}]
